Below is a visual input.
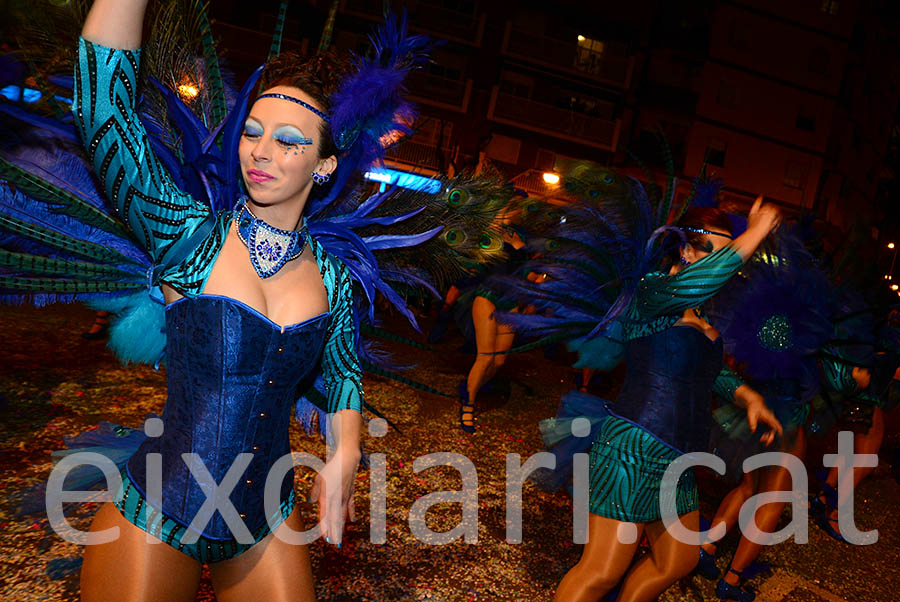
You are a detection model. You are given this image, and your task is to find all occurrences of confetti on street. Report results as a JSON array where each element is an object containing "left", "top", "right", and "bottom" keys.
[{"left": 1, "top": 304, "right": 898, "bottom": 601}]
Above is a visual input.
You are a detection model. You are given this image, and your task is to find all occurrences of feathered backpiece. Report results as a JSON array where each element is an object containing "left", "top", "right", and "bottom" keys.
[
  {"left": 306, "top": 10, "right": 432, "bottom": 216},
  {"left": 0, "top": 124, "right": 164, "bottom": 364},
  {"left": 489, "top": 164, "right": 689, "bottom": 362},
  {"left": 686, "top": 174, "right": 724, "bottom": 209},
  {"left": 1, "top": 0, "right": 249, "bottom": 211},
  {"left": 705, "top": 231, "right": 832, "bottom": 388},
  {"left": 351, "top": 170, "right": 513, "bottom": 288}
]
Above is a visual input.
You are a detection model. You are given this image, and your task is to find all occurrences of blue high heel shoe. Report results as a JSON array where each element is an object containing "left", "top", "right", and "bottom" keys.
[
  {"left": 810, "top": 484, "right": 849, "bottom": 544},
  {"left": 697, "top": 547, "right": 720, "bottom": 580},
  {"left": 813, "top": 510, "right": 849, "bottom": 544},
  {"left": 716, "top": 567, "right": 756, "bottom": 601}
]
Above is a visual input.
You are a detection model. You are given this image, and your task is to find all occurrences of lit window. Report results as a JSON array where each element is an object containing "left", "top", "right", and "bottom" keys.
[
  {"left": 575, "top": 35, "right": 605, "bottom": 75},
  {"left": 0, "top": 85, "right": 41, "bottom": 103},
  {"left": 821, "top": 0, "right": 839, "bottom": 16},
  {"left": 364, "top": 168, "right": 441, "bottom": 193}
]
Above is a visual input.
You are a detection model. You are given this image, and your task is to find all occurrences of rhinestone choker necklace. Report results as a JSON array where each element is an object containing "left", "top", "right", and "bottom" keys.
[{"left": 234, "top": 198, "right": 307, "bottom": 279}]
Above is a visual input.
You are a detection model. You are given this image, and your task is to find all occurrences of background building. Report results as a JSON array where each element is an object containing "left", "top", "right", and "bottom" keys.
[{"left": 207, "top": 0, "right": 900, "bottom": 244}]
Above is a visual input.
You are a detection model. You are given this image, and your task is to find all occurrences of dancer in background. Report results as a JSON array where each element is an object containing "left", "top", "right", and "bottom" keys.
[
  {"left": 552, "top": 202, "right": 782, "bottom": 602},
  {"left": 483, "top": 163, "right": 783, "bottom": 601},
  {"left": 809, "top": 339, "right": 899, "bottom": 542},
  {"left": 697, "top": 230, "right": 833, "bottom": 601}
]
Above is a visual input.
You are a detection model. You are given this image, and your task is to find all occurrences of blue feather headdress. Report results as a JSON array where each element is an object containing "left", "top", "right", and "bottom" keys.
[
  {"left": 687, "top": 175, "right": 724, "bottom": 209},
  {"left": 306, "top": 11, "right": 431, "bottom": 216}
]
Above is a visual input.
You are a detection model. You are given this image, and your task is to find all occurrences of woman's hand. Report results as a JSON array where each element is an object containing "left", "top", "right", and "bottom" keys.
[
  {"left": 731, "top": 196, "right": 782, "bottom": 260},
  {"left": 746, "top": 195, "right": 781, "bottom": 235},
  {"left": 310, "top": 445, "right": 361, "bottom": 546},
  {"left": 739, "top": 387, "right": 783, "bottom": 447}
]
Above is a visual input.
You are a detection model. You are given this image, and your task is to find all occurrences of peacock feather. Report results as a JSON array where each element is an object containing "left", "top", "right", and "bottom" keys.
[
  {"left": 488, "top": 163, "right": 690, "bottom": 365},
  {"left": 268, "top": 0, "right": 290, "bottom": 60}
]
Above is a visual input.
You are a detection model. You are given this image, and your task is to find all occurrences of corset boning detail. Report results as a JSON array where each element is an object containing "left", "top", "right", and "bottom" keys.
[
  {"left": 126, "top": 295, "right": 328, "bottom": 540},
  {"left": 612, "top": 326, "right": 723, "bottom": 454}
]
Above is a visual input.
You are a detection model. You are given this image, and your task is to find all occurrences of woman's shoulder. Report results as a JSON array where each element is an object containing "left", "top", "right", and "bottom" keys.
[{"left": 308, "top": 234, "right": 351, "bottom": 289}]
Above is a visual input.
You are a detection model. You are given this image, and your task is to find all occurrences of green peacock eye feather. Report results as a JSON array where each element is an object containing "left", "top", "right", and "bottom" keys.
[
  {"left": 602, "top": 174, "right": 614, "bottom": 184},
  {"left": 480, "top": 232, "right": 501, "bottom": 250},
  {"left": 447, "top": 188, "right": 469, "bottom": 207},
  {"left": 546, "top": 239, "right": 560, "bottom": 251},
  {"left": 445, "top": 229, "right": 465, "bottom": 245}
]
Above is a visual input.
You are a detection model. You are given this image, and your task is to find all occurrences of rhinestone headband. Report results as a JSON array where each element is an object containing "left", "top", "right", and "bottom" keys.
[
  {"left": 256, "top": 93, "right": 330, "bottom": 122},
  {"left": 680, "top": 226, "right": 733, "bottom": 240}
]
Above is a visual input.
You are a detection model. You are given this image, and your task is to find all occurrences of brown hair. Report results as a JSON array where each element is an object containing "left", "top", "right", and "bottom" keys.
[
  {"left": 678, "top": 206, "right": 734, "bottom": 250},
  {"left": 258, "top": 51, "right": 353, "bottom": 159}
]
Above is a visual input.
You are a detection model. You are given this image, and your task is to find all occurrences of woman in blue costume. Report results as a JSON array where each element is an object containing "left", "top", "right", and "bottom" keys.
[
  {"left": 694, "top": 231, "right": 833, "bottom": 601},
  {"left": 70, "top": 0, "right": 365, "bottom": 599},
  {"left": 809, "top": 343, "right": 898, "bottom": 543},
  {"left": 552, "top": 201, "right": 783, "bottom": 602}
]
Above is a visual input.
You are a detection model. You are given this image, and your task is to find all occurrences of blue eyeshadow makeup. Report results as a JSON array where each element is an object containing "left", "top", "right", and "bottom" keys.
[
  {"left": 273, "top": 126, "right": 313, "bottom": 146},
  {"left": 242, "top": 119, "right": 263, "bottom": 137}
]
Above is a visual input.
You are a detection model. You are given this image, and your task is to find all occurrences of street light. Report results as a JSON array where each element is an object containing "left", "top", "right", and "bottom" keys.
[
  {"left": 177, "top": 83, "right": 199, "bottom": 100},
  {"left": 543, "top": 172, "right": 561, "bottom": 185},
  {"left": 892, "top": 284, "right": 899, "bottom": 291},
  {"left": 889, "top": 242, "right": 896, "bottom": 249},
  {"left": 577, "top": 35, "right": 586, "bottom": 42}
]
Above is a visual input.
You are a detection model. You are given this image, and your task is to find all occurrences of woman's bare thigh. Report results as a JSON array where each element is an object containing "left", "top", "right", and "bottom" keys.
[
  {"left": 472, "top": 296, "right": 499, "bottom": 354},
  {"left": 80, "top": 502, "right": 202, "bottom": 602},
  {"left": 209, "top": 505, "right": 315, "bottom": 602}
]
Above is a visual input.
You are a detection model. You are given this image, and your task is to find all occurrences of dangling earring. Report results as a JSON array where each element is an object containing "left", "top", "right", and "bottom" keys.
[
  {"left": 311, "top": 172, "right": 330, "bottom": 185},
  {"left": 680, "top": 256, "right": 691, "bottom": 267}
]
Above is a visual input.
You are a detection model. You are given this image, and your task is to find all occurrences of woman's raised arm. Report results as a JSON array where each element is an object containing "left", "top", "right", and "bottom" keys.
[
  {"left": 82, "top": 0, "right": 150, "bottom": 49},
  {"left": 75, "top": 0, "right": 212, "bottom": 267}
]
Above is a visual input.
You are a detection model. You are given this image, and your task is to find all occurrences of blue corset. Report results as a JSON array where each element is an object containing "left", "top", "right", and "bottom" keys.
[
  {"left": 611, "top": 326, "right": 724, "bottom": 454},
  {"left": 126, "top": 295, "right": 329, "bottom": 540}
]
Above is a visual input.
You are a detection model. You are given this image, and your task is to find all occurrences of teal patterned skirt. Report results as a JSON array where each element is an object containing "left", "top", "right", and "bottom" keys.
[
  {"left": 113, "top": 470, "right": 295, "bottom": 563},
  {"left": 589, "top": 417, "right": 698, "bottom": 523}
]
